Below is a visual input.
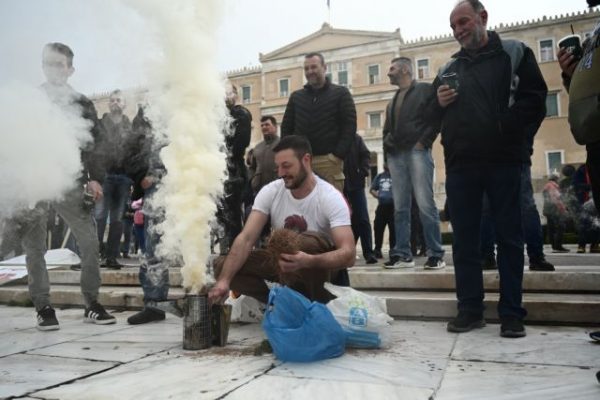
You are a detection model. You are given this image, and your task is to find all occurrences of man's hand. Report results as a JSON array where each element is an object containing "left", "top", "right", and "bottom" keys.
[
  {"left": 437, "top": 84, "right": 458, "bottom": 108},
  {"left": 208, "top": 279, "right": 230, "bottom": 305},
  {"left": 557, "top": 47, "right": 578, "bottom": 78},
  {"left": 141, "top": 176, "right": 155, "bottom": 190},
  {"left": 87, "top": 180, "right": 103, "bottom": 201},
  {"left": 279, "top": 251, "right": 314, "bottom": 273}
]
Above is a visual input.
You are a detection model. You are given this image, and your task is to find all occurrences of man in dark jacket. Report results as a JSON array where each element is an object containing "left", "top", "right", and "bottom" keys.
[
  {"left": 383, "top": 57, "right": 445, "bottom": 270},
  {"left": 281, "top": 52, "right": 357, "bottom": 192},
  {"left": 430, "top": 0, "right": 547, "bottom": 338},
  {"left": 20, "top": 42, "right": 116, "bottom": 330},
  {"left": 344, "top": 134, "right": 377, "bottom": 264}
]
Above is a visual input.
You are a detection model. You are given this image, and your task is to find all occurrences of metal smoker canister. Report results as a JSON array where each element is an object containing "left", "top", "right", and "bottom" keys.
[{"left": 183, "top": 295, "right": 211, "bottom": 350}]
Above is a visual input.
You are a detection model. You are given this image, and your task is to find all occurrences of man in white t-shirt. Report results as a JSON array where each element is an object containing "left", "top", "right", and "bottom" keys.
[{"left": 208, "top": 135, "right": 356, "bottom": 304}]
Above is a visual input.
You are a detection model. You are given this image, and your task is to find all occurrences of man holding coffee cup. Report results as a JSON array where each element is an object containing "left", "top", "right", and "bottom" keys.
[{"left": 427, "top": 0, "right": 547, "bottom": 338}]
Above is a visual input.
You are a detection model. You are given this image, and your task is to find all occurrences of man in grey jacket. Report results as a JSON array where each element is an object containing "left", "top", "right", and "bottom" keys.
[{"left": 382, "top": 57, "right": 445, "bottom": 270}]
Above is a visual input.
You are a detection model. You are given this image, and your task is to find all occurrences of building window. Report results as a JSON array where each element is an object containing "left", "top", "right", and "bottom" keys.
[
  {"left": 546, "top": 92, "right": 559, "bottom": 117},
  {"left": 368, "top": 112, "right": 382, "bottom": 129},
  {"left": 546, "top": 150, "right": 564, "bottom": 176},
  {"left": 416, "top": 59, "right": 430, "bottom": 80},
  {"left": 241, "top": 85, "right": 251, "bottom": 104},
  {"left": 539, "top": 39, "right": 555, "bottom": 62},
  {"left": 337, "top": 62, "right": 348, "bottom": 87},
  {"left": 278, "top": 78, "right": 289, "bottom": 97},
  {"left": 368, "top": 64, "right": 380, "bottom": 85}
]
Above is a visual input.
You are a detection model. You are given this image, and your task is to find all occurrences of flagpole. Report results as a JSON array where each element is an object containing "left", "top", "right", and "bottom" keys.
[{"left": 327, "top": 0, "right": 331, "bottom": 24}]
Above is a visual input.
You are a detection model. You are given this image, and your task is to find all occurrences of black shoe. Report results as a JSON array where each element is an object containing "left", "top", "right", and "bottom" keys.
[
  {"left": 365, "top": 254, "right": 378, "bottom": 264},
  {"left": 374, "top": 249, "right": 383, "bottom": 259},
  {"left": 552, "top": 247, "right": 570, "bottom": 253},
  {"left": 127, "top": 308, "right": 166, "bottom": 325},
  {"left": 384, "top": 255, "right": 400, "bottom": 267},
  {"left": 122, "top": 252, "right": 130, "bottom": 259},
  {"left": 37, "top": 305, "right": 60, "bottom": 331},
  {"left": 424, "top": 256, "right": 446, "bottom": 270},
  {"left": 500, "top": 316, "right": 526, "bottom": 338},
  {"left": 103, "top": 258, "right": 122, "bottom": 270},
  {"left": 84, "top": 302, "right": 116, "bottom": 325},
  {"left": 447, "top": 311, "right": 485, "bottom": 333},
  {"left": 590, "top": 331, "right": 600, "bottom": 342},
  {"left": 596, "top": 370, "right": 600, "bottom": 384},
  {"left": 529, "top": 258, "right": 555, "bottom": 271},
  {"left": 481, "top": 256, "right": 497, "bottom": 270}
]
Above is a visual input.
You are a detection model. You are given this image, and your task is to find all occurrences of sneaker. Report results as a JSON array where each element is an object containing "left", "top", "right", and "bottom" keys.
[
  {"left": 596, "top": 370, "right": 600, "bottom": 384},
  {"left": 84, "top": 302, "right": 116, "bottom": 325},
  {"left": 590, "top": 331, "right": 600, "bottom": 342},
  {"left": 529, "top": 258, "right": 555, "bottom": 271},
  {"left": 552, "top": 247, "right": 570, "bottom": 253},
  {"left": 481, "top": 256, "right": 497, "bottom": 270},
  {"left": 127, "top": 308, "right": 166, "bottom": 325},
  {"left": 384, "top": 256, "right": 415, "bottom": 269},
  {"left": 447, "top": 311, "right": 485, "bottom": 333},
  {"left": 577, "top": 245, "right": 586, "bottom": 254},
  {"left": 37, "top": 305, "right": 60, "bottom": 331},
  {"left": 590, "top": 244, "right": 600, "bottom": 254},
  {"left": 424, "top": 256, "right": 446, "bottom": 270},
  {"left": 500, "top": 316, "right": 526, "bottom": 338},
  {"left": 374, "top": 249, "right": 383, "bottom": 259},
  {"left": 365, "top": 254, "right": 378, "bottom": 265},
  {"left": 103, "top": 258, "right": 122, "bottom": 270},
  {"left": 384, "top": 255, "right": 400, "bottom": 267}
]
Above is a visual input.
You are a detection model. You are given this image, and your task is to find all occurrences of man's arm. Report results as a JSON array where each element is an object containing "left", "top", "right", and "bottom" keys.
[
  {"left": 280, "top": 94, "right": 295, "bottom": 137},
  {"left": 416, "top": 84, "right": 441, "bottom": 148},
  {"left": 208, "top": 210, "right": 268, "bottom": 303},
  {"left": 333, "top": 88, "right": 357, "bottom": 160},
  {"left": 278, "top": 225, "right": 356, "bottom": 273}
]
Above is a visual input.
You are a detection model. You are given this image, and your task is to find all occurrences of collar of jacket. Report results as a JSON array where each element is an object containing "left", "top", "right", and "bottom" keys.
[
  {"left": 303, "top": 77, "right": 332, "bottom": 93},
  {"left": 452, "top": 30, "right": 502, "bottom": 61}
]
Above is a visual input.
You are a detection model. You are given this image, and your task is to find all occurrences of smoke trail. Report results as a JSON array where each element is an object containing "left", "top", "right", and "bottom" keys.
[
  {"left": 0, "top": 81, "right": 91, "bottom": 219},
  {"left": 126, "top": 0, "right": 227, "bottom": 294}
]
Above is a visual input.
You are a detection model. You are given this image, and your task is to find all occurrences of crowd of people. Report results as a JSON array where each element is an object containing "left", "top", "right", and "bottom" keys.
[{"left": 1, "top": 1, "right": 599, "bottom": 362}]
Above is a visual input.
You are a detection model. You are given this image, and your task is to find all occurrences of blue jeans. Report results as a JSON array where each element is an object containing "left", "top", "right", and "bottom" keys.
[
  {"left": 480, "top": 165, "right": 545, "bottom": 261},
  {"left": 387, "top": 148, "right": 444, "bottom": 259},
  {"left": 446, "top": 165, "right": 526, "bottom": 319},
  {"left": 95, "top": 174, "right": 132, "bottom": 259},
  {"left": 139, "top": 184, "right": 169, "bottom": 304},
  {"left": 344, "top": 187, "right": 374, "bottom": 258}
]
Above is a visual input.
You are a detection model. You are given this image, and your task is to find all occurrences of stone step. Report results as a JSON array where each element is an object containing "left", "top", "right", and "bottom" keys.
[
  {"left": 349, "top": 266, "right": 600, "bottom": 293},
  {"left": 364, "top": 290, "right": 600, "bottom": 325}
]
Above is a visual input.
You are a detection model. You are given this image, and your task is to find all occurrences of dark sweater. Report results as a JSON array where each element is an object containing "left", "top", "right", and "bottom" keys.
[{"left": 281, "top": 79, "right": 357, "bottom": 159}]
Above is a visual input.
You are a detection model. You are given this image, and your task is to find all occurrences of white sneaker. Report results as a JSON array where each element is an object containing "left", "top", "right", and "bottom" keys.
[{"left": 384, "top": 257, "right": 415, "bottom": 269}]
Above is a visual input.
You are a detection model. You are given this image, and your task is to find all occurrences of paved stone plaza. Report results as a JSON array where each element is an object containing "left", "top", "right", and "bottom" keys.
[{"left": 1, "top": 304, "right": 599, "bottom": 399}]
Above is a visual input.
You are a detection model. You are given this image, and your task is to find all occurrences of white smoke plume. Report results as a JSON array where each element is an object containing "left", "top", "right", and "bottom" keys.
[
  {"left": 126, "top": 0, "right": 227, "bottom": 294},
  {"left": 0, "top": 81, "right": 91, "bottom": 219}
]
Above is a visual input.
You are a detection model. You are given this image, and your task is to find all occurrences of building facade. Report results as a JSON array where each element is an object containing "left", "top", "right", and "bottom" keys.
[{"left": 226, "top": 9, "right": 599, "bottom": 208}]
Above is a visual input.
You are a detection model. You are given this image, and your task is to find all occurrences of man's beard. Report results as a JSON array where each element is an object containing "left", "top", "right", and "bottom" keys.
[
  {"left": 462, "top": 24, "right": 485, "bottom": 50},
  {"left": 284, "top": 164, "right": 308, "bottom": 189}
]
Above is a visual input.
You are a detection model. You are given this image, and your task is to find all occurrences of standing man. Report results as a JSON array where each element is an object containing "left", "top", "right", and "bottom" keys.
[
  {"left": 430, "top": 0, "right": 547, "bottom": 338},
  {"left": 217, "top": 83, "right": 252, "bottom": 254},
  {"left": 249, "top": 115, "right": 280, "bottom": 197},
  {"left": 95, "top": 89, "right": 134, "bottom": 269},
  {"left": 208, "top": 135, "right": 355, "bottom": 305},
  {"left": 281, "top": 52, "right": 357, "bottom": 192},
  {"left": 344, "top": 134, "right": 378, "bottom": 264},
  {"left": 383, "top": 57, "right": 445, "bottom": 270},
  {"left": 22, "top": 42, "right": 116, "bottom": 329}
]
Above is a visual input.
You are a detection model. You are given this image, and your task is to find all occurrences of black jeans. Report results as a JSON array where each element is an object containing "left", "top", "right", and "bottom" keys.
[{"left": 374, "top": 203, "right": 395, "bottom": 252}]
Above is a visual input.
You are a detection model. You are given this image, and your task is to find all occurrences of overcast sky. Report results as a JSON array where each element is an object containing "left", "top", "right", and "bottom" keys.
[{"left": 0, "top": 0, "right": 594, "bottom": 94}]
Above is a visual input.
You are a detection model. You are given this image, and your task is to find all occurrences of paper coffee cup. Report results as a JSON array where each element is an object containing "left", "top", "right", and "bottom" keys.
[
  {"left": 441, "top": 72, "right": 459, "bottom": 91},
  {"left": 558, "top": 34, "right": 583, "bottom": 60}
]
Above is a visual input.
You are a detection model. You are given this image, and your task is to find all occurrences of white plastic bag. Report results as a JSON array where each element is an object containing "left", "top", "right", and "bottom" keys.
[
  {"left": 225, "top": 294, "right": 265, "bottom": 323},
  {"left": 324, "top": 283, "right": 393, "bottom": 348}
]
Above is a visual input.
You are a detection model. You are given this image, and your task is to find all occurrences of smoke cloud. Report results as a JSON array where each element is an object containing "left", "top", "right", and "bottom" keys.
[{"left": 126, "top": 0, "right": 227, "bottom": 294}]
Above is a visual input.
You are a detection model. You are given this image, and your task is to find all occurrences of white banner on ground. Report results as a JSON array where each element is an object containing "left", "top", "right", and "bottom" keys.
[{"left": 0, "top": 249, "right": 80, "bottom": 285}]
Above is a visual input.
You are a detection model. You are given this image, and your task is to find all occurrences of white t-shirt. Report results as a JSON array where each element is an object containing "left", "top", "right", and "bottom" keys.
[{"left": 252, "top": 177, "right": 351, "bottom": 239}]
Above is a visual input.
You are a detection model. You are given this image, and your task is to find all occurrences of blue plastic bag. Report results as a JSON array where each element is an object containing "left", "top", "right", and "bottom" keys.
[{"left": 262, "top": 286, "right": 346, "bottom": 362}]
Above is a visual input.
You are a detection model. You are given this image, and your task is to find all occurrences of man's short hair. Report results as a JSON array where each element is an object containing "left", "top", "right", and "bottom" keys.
[
  {"left": 304, "top": 52, "right": 325, "bottom": 65},
  {"left": 110, "top": 89, "right": 123, "bottom": 98},
  {"left": 457, "top": 0, "right": 485, "bottom": 13},
  {"left": 44, "top": 42, "right": 74, "bottom": 67},
  {"left": 260, "top": 115, "right": 277, "bottom": 126},
  {"left": 273, "top": 135, "right": 313, "bottom": 159},
  {"left": 391, "top": 56, "right": 413, "bottom": 76}
]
